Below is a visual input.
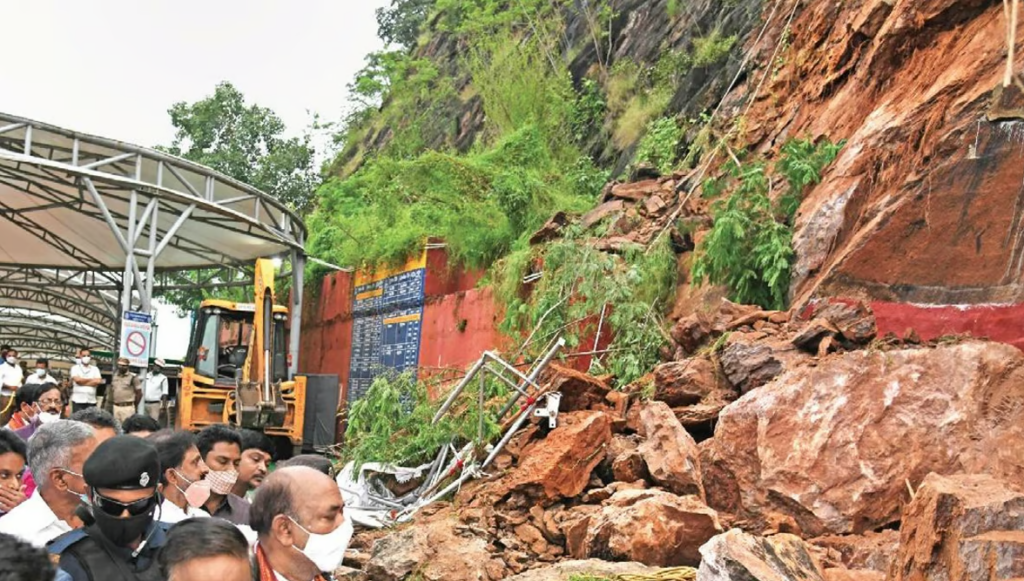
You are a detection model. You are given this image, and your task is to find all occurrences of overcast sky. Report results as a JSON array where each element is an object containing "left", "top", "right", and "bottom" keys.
[
  {"left": 1, "top": 0, "right": 389, "bottom": 359},
  {"left": 1, "top": 0, "right": 387, "bottom": 149}
]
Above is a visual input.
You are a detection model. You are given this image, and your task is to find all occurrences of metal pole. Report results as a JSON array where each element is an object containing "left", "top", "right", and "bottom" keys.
[
  {"left": 478, "top": 371, "right": 485, "bottom": 444},
  {"left": 122, "top": 190, "right": 138, "bottom": 312},
  {"left": 496, "top": 337, "right": 565, "bottom": 421},
  {"left": 144, "top": 203, "right": 158, "bottom": 314},
  {"left": 289, "top": 249, "right": 304, "bottom": 378},
  {"left": 432, "top": 356, "right": 487, "bottom": 424}
]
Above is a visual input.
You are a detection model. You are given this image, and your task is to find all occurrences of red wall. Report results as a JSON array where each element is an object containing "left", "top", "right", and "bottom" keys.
[
  {"left": 872, "top": 301, "right": 1024, "bottom": 351},
  {"left": 299, "top": 271, "right": 354, "bottom": 403}
]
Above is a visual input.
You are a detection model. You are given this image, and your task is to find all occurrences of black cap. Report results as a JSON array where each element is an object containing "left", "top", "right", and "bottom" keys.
[{"left": 84, "top": 436, "right": 160, "bottom": 490}]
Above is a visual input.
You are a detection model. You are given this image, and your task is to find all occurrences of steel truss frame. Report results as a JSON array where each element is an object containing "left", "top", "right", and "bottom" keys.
[{"left": 0, "top": 114, "right": 307, "bottom": 374}]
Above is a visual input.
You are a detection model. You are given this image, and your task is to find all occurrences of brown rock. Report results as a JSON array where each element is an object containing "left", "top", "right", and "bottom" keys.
[
  {"left": 610, "top": 179, "right": 660, "bottom": 201},
  {"left": 793, "top": 318, "right": 840, "bottom": 353},
  {"left": 581, "top": 200, "right": 625, "bottom": 230},
  {"left": 697, "top": 529, "right": 825, "bottom": 581},
  {"left": 529, "top": 211, "right": 569, "bottom": 245},
  {"left": 892, "top": 473, "right": 1024, "bottom": 581},
  {"left": 813, "top": 301, "right": 877, "bottom": 345},
  {"left": 673, "top": 400, "right": 730, "bottom": 429},
  {"left": 562, "top": 505, "right": 601, "bottom": 557},
  {"left": 810, "top": 530, "right": 898, "bottom": 572},
  {"left": 542, "top": 364, "right": 611, "bottom": 412},
  {"left": 653, "top": 358, "right": 721, "bottom": 406},
  {"left": 611, "top": 449, "right": 648, "bottom": 483},
  {"left": 719, "top": 335, "right": 801, "bottom": 393},
  {"left": 643, "top": 194, "right": 668, "bottom": 216},
  {"left": 333, "top": 566, "right": 369, "bottom": 581},
  {"left": 573, "top": 489, "right": 721, "bottom": 566},
  {"left": 509, "top": 411, "right": 612, "bottom": 504},
  {"left": 706, "top": 342, "right": 1024, "bottom": 537},
  {"left": 366, "top": 513, "right": 507, "bottom": 581},
  {"left": 513, "top": 522, "right": 550, "bottom": 555},
  {"left": 671, "top": 314, "right": 712, "bottom": 354},
  {"left": 638, "top": 401, "right": 704, "bottom": 499}
]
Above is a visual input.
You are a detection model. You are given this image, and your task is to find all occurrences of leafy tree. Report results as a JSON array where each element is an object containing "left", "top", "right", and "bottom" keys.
[
  {"left": 376, "top": 0, "right": 436, "bottom": 49},
  {"left": 164, "top": 82, "right": 319, "bottom": 214}
]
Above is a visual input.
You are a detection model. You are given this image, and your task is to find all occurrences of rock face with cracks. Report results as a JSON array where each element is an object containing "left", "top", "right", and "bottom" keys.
[
  {"left": 890, "top": 473, "right": 1024, "bottom": 581},
  {"left": 705, "top": 341, "right": 1024, "bottom": 536},
  {"left": 569, "top": 488, "right": 722, "bottom": 567},
  {"left": 638, "top": 401, "right": 704, "bottom": 499},
  {"left": 697, "top": 529, "right": 825, "bottom": 581},
  {"left": 365, "top": 515, "right": 507, "bottom": 581}
]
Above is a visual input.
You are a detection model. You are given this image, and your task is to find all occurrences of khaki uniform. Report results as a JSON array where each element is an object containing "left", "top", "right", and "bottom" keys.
[{"left": 106, "top": 371, "right": 140, "bottom": 424}]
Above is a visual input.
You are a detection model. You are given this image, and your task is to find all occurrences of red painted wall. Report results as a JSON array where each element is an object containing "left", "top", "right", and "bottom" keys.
[
  {"left": 871, "top": 301, "right": 1024, "bottom": 351},
  {"left": 299, "top": 271, "right": 354, "bottom": 403}
]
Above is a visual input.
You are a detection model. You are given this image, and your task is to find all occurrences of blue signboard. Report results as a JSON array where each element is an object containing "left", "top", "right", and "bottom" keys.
[{"left": 348, "top": 268, "right": 426, "bottom": 403}]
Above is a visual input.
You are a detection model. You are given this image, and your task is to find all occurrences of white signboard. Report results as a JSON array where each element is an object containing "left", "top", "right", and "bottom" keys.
[{"left": 120, "top": 311, "right": 153, "bottom": 367}]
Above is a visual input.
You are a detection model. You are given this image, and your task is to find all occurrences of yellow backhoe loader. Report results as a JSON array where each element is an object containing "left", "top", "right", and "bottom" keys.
[{"left": 177, "top": 259, "right": 306, "bottom": 454}]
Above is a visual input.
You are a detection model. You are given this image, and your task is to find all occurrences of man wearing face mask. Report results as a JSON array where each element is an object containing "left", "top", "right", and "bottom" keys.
[
  {"left": 24, "top": 358, "right": 58, "bottom": 387},
  {"left": 250, "top": 466, "right": 351, "bottom": 581},
  {"left": 151, "top": 430, "right": 212, "bottom": 523},
  {"left": 0, "top": 420, "right": 98, "bottom": 547},
  {"left": 70, "top": 349, "right": 104, "bottom": 414},
  {"left": 49, "top": 435, "right": 169, "bottom": 581},
  {"left": 0, "top": 348, "right": 24, "bottom": 426},
  {"left": 197, "top": 425, "right": 251, "bottom": 526},
  {"left": 106, "top": 358, "right": 141, "bottom": 425}
]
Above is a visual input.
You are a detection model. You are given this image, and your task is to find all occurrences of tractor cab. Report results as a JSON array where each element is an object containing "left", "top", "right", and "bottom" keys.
[{"left": 187, "top": 299, "right": 289, "bottom": 386}]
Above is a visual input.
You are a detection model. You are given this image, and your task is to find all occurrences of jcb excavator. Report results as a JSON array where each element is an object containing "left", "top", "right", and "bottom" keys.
[{"left": 177, "top": 259, "right": 306, "bottom": 454}]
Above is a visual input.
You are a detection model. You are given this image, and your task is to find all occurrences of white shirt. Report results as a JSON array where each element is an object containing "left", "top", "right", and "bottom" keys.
[
  {"left": 143, "top": 372, "right": 168, "bottom": 403},
  {"left": 0, "top": 363, "right": 23, "bottom": 395},
  {"left": 159, "top": 498, "right": 256, "bottom": 545},
  {"left": 70, "top": 364, "right": 102, "bottom": 404},
  {"left": 0, "top": 490, "right": 73, "bottom": 547},
  {"left": 24, "top": 372, "right": 58, "bottom": 386},
  {"left": 158, "top": 498, "right": 211, "bottom": 524}
]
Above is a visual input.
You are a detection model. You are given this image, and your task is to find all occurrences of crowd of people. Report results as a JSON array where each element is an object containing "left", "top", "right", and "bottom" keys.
[{"left": 0, "top": 346, "right": 352, "bottom": 581}]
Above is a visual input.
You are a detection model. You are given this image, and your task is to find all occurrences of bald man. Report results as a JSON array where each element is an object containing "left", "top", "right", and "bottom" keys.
[{"left": 249, "top": 467, "right": 352, "bottom": 581}]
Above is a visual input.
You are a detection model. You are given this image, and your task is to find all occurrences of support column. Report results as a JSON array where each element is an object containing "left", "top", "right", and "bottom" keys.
[{"left": 289, "top": 248, "right": 304, "bottom": 378}]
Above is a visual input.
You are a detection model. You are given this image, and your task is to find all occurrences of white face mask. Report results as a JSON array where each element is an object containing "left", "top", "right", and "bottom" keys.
[
  {"left": 5, "top": 357, "right": 15, "bottom": 365},
  {"left": 37, "top": 411, "right": 60, "bottom": 425},
  {"left": 35, "top": 368, "right": 46, "bottom": 377},
  {"left": 80, "top": 356, "right": 91, "bottom": 365},
  {"left": 288, "top": 516, "right": 352, "bottom": 573}
]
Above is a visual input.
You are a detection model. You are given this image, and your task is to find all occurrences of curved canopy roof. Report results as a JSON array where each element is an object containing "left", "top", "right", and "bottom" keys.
[{"left": 0, "top": 113, "right": 307, "bottom": 359}]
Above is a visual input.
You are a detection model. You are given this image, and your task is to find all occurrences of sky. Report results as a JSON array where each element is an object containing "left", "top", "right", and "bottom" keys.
[{"left": 1, "top": 0, "right": 389, "bottom": 359}]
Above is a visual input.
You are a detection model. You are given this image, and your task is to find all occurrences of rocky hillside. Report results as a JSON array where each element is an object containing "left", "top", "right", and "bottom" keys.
[{"left": 322, "top": 0, "right": 1024, "bottom": 578}]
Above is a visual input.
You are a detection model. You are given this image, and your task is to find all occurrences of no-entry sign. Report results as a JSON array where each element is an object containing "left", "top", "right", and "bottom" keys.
[{"left": 120, "top": 311, "right": 152, "bottom": 367}]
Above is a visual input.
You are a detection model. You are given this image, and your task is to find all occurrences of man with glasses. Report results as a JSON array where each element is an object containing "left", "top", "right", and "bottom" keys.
[
  {"left": 0, "top": 420, "right": 97, "bottom": 547},
  {"left": 49, "top": 435, "right": 169, "bottom": 581}
]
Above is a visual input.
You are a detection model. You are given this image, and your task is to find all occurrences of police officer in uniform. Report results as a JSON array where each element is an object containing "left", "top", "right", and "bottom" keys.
[
  {"left": 106, "top": 358, "right": 141, "bottom": 426},
  {"left": 48, "top": 436, "right": 168, "bottom": 581}
]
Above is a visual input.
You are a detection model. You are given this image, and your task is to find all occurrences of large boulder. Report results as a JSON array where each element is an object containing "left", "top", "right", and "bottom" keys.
[
  {"left": 705, "top": 342, "right": 1024, "bottom": 536},
  {"left": 654, "top": 358, "right": 723, "bottom": 406},
  {"left": 366, "top": 514, "right": 507, "bottom": 581},
  {"left": 697, "top": 529, "right": 825, "bottom": 581},
  {"left": 507, "top": 411, "right": 612, "bottom": 504},
  {"left": 891, "top": 473, "right": 1024, "bottom": 581},
  {"left": 638, "top": 401, "right": 704, "bottom": 498},
  {"left": 570, "top": 488, "right": 722, "bottom": 567}
]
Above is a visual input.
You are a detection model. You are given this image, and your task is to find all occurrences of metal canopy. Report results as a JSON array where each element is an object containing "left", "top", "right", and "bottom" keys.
[{"left": 0, "top": 113, "right": 307, "bottom": 371}]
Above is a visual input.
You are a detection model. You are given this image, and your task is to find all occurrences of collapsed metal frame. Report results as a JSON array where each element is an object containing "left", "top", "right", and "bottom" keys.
[
  {"left": 0, "top": 113, "right": 308, "bottom": 374},
  {"left": 340, "top": 337, "right": 567, "bottom": 524}
]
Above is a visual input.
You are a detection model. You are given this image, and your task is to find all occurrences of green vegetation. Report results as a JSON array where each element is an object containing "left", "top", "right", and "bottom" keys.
[
  {"left": 634, "top": 117, "right": 683, "bottom": 173},
  {"left": 692, "top": 138, "right": 843, "bottom": 310},
  {"left": 343, "top": 372, "right": 508, "bottom": 469},
  {"left": 376, "top": 0, "right": 436, "bottom": 49},
  {"left": 692, "top": 30, "right": 738, "bottom": 67},
  {"left": 163, "top": 82, "right": 319, "bottom": 214},
  {"left": 494, "top": 230, "right": 677, "bottom": 386}
]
